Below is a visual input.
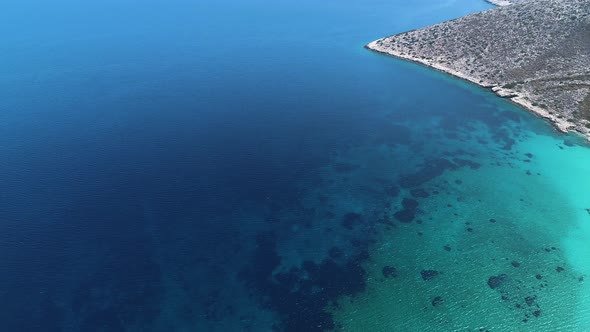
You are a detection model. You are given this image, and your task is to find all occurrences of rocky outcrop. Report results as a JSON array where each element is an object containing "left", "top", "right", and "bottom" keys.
[{"left": 367, "top": 0, "right": 590, "bottom": 139}]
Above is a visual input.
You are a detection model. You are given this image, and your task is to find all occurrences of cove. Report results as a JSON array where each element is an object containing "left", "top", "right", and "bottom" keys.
[{"left": 0, "top": 0, "right": 588, "bottom": 331}]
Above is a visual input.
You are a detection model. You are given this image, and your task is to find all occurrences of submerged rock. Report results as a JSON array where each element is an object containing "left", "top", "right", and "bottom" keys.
[
  {"left": 453, "top": 158, "right": 481, "bottom": 170},
  {"left": 382, "top": 266, "right": 398, "bottom": 278},
  {"left": 410, "top": 188, "right": 430, "bottom": 198},
  {"left": 394, "top": 209, "right": 415, "bottom": 223},
  {"left": 240, "top": 232, "right": 369, "bottom": 332},
  {"left": 399, "top": 158, "right": 457, "bottom": 188},
  {"left": 394, "top": 197, "right": 420, "bottom": 223},
  {"left": 525, "top": 295, "right": 536, "bottom": 307},
  {"left": 421, "top": 270, "right": 440, "bottom": 281},
  {"left": 487, "top": 274, "right": 508, "bottom": 289},
  {"left": 341, "top": 212, "right": 363, "bottom": 230},
  {"left": 385, "top": 185, "right": 400, "bottom": 197},
  {"left": 431, "top": 296, "right": 444, "bottom": 307},
  {"left": 402, "top": 198, "right": 419, "bottom": 210}
]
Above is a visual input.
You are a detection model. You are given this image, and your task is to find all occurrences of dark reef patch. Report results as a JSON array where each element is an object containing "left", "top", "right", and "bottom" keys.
[
  {"left": 487, "top": 274, "right": 508, "bottom": 289},
  {"left": 492, "top": 129, "right": 516, "bottom": 150},
  {"left": 431, "top": 296, "right": 444, "bottom": 307},
  {"left": 399, "top": 158, "right": 457, "bottom": 188},
  {"left": 453, "top": 158, "right": 481, "bottom": 170},
  {"left": 382, "top": 265, "right": 398, "bottom": 279},
  {"left": 402, "top": 198, "right": 419, "bottom": 210},
  {"left": 410, "top": 188, "right": 430, "bottom": 198},
  {"left": 385, "top": 185, "right": 400, "bottom": 197},
  {"left": 500, "top": 111, "right": 521, "bottom": 123},
  {"left": 524, "top": 295, "right": 537, "bottom": 307},
  {"left": 239, "top": 232, "right": 369, "bottom": 332},
  {"left": 485, "top": 272, "right": 544, "bottom": 322},
  {"left": 341, "top": 212, "right": 363, "bottom": 230},
  {"left": 421, "top": 270, "right": 440, "bottom": 281},
  {"left": 394, "top": 198, "right": 420, "bottom": 223},
  {"left": 239, "top": 232, "right": 281, "bottom": 291},
  {"left": 394, "top": 209, "right": 415, "bottom": 223}
]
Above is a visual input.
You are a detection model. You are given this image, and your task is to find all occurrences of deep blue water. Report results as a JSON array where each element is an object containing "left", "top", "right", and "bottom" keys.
[{"left": 1, "top": 0, "right": 554, "bottom": 331}]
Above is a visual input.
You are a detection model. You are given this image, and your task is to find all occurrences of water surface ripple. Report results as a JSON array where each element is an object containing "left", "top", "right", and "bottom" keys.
[{"left": 0, "top": 0, "right": 588, "bottom": 331}]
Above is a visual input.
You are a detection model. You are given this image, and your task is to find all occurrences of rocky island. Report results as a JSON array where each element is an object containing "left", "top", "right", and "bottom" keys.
[{"left": 367, "top": 0, "right": 590, "bottom": 138}]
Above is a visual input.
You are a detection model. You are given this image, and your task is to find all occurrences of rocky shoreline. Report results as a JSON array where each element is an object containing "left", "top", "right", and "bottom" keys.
[
  {"left": 367, "top": 0, "right": 590, "bottom": 139},
  {"left": 365, "top": 41, "right": 573, "bottom": 134}
]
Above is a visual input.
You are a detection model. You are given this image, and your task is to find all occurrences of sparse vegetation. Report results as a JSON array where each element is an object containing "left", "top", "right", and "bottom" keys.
[
  {"left": 367, "top": 0, "right": 590, "bottom": 137},
  {"left": 503, "top": 82, "right": 518, "bottom": 89}
]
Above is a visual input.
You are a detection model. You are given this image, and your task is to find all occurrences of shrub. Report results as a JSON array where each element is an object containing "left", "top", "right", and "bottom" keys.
[{"left": 502, "top": 82, "right": 518, "bottom": 89}]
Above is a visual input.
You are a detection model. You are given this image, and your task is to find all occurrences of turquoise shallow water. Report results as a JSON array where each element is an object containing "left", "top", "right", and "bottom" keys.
[
  {"left": 1, "top": 0, "right": 589, "bottom": 331},
  {"left": 330, "top": 82, "right": 590, "bottom": 330}
]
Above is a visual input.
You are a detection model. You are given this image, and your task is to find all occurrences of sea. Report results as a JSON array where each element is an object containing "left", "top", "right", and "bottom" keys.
[{"left": 1, "top": 0, "right": 589, "bottom": 331}]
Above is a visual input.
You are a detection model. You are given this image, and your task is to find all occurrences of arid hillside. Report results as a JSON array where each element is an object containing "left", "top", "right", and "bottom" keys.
[{"left": 368, "top": 0, "right": 590, "bottom": 137}]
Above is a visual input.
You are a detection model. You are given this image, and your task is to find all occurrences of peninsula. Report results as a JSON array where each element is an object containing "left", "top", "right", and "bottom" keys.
[{"left": 367, "top": 0, "right": 590, "bottom": 138}]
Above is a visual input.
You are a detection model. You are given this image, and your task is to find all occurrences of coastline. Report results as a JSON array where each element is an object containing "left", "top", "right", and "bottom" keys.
[
  {"left": 365, "top": 41, "right": 573, "bottom": 135},
  {"left": 364, "top": 0, "right": 590, "bottom": 141}
]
